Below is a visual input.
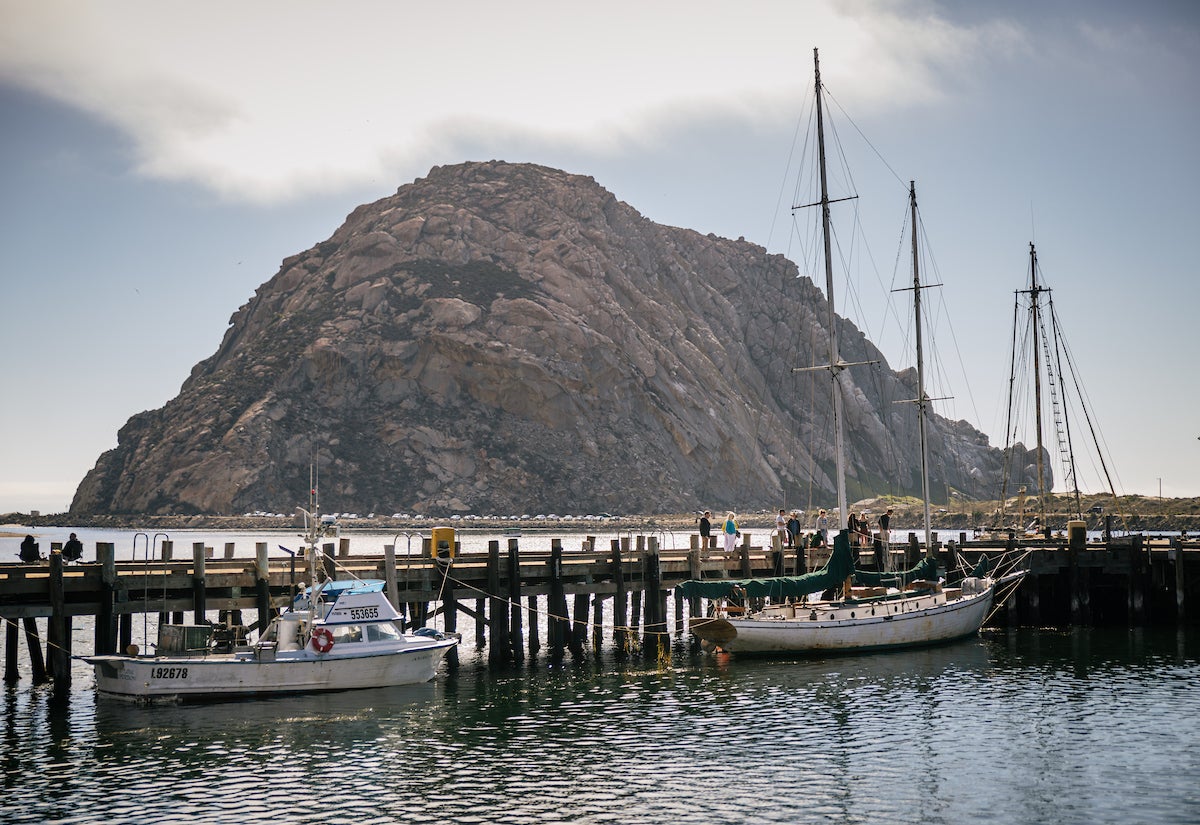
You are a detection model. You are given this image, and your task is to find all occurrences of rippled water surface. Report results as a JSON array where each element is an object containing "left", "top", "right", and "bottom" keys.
[{"left": 3, "top": 628, "right": 1198, "bottom": 825}]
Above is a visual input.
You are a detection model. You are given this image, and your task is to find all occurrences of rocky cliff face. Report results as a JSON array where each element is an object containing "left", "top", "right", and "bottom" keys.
[{"left": 71, "top": 161, "right": 1040, "bottom": 516}]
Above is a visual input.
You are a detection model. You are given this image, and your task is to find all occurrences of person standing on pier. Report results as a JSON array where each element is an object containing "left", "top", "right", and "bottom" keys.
[
  {"left": 786, "top": 511, "right": 801, "bottom": 548},
  {"left": 698, "top": 511, "right": 712, "bottom": 548},
  {"left": 816, "top": 510, "right": 829, "bottom": 546},
  {"left": 722, "top": 512, "right": 739, "bottom": 554}
]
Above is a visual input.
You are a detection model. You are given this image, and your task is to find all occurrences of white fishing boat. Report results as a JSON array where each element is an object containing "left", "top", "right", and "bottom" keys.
[
  {"left": 84, "top": 488, "right": 458, "bottom": 701},
  {"left": 680, "top": 48, "right": 1024, "bottom": 655}
]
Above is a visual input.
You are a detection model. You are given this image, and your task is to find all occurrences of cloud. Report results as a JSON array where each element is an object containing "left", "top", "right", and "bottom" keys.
[{"left": 0, "top": 0, "right": 1003, "bottom": 203}]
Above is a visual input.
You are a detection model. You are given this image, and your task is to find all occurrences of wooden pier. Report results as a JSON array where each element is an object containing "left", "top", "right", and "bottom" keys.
[{"left": 2, "top": 530, "right": 1197, "bottom": 689}]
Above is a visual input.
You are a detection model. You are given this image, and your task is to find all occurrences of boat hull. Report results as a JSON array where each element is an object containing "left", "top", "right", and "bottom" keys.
[
  {"left": 84, "top": 639, "right": 456, "bottom": 701},
  {"left": 692, "top": 587, "right": 995, "bottom": 655}
]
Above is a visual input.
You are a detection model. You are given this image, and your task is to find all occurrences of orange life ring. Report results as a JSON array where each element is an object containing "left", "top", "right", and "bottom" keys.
[{"left": 310, "top": 627, "right": 334, "bottom": 654}]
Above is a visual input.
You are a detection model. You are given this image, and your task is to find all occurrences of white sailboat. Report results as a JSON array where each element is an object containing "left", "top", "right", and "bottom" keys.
[
  {"left": 84, "top": 483, "right": 458, "bottom": 701},
  {"left": 680, "top": 49, "right": 1024, "bottom": 655}
]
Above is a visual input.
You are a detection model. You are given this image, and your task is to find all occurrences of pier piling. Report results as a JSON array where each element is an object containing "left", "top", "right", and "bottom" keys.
[
  {"left": 508, "top": 539, "right": 525, "bottom": 663},
  {"left": 192, "top": 542, "right": 207, "bottom": 624},
  {"left": 47, "top": 554, "right": 70, "bottom": 687},
  {"left": 487, "top": 540, "right": 510, "bottom": 669}
]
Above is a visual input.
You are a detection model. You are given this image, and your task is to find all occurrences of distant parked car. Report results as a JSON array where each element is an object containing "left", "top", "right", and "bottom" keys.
[{"left": 1088, "top": 505, "right": 1103, "bottom": 514}]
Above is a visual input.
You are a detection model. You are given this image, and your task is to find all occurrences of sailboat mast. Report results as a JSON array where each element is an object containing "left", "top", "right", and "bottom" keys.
[
  {"left": 813, "top": 47, "right": 849, "bottom": 524},
  {"left": 1029, "top": 243, "right": 1049, "bottom": 533},
  {"left": 307, "top": 463, "right": 320, "bottom": 619},
  {"left": 909, "top": 183, "right": 933, "bottom": 553}
]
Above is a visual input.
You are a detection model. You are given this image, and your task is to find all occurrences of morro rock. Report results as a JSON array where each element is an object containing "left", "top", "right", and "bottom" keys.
[{"left": 71, "top": 161, "right": 1037, "bottom": 516}]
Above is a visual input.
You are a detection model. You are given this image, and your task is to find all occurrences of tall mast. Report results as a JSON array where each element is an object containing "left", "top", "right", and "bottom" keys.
[
  {"left": 1029, "top": 243, "right": 1048, "bottom": 534},
  {"left": 814, "top": 47, "right": 849, "bottom": 524},
  {"left": 306, "top": 462, "right": 321, "bottom": 622},
  {"left": 909, "top": 182, "right": 933, "bottom": 553}
]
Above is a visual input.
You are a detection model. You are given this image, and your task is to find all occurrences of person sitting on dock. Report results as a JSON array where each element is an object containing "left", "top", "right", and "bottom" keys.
[
  {"left": 63, "top": 533, "right": 84, "bottom": 563},
  {"left": 19, "top": 535, "right": 40, "bottom": 563}
]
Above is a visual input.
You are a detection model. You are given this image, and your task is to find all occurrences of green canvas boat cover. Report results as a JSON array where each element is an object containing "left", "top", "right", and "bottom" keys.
[
  {"left": 852, "top": 554, "right": 938, "bottom": 586},
  {"left": 674, "top": 529, "right": 939, "bottom": 600}
]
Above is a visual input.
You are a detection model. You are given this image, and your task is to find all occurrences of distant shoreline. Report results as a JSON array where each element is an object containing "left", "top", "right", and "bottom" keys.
[{"left": 5, "top": 495, "right": 1199, "bottom": 534}]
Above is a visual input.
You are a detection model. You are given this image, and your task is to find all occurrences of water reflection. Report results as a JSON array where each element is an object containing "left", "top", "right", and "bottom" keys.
[{"left": 0, "top": 629, "right": 1197, "bottom": 825}]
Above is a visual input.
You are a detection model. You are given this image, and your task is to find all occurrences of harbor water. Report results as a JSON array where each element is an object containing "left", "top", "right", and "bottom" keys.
[
  {"left": 2, "top": 627, "right": 1198, "bottom": 823},
  {"left": 2, "top": 528, "right": 1198, "bottom": 824}
]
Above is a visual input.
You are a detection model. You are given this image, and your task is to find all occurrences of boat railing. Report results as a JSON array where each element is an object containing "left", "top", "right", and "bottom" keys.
[
  {"left": 653, "top": 528, "right": 683, "bottom": 553},
  {"left": 390, "top": 531, "right": 426, "bottom": 590}
]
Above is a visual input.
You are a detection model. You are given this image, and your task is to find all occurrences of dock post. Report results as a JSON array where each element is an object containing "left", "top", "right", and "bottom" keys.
[
  {"left": 1128, "top": 535, "right": 1147, "bottom": 626},
  {"left": 1068, "top": 527, "right": 1090, "bottom": 625},
  {"left": 687, "top": 548, "right": 701, "bottom": 651},
  {"left": 592, "top": 594, "right": 603, "bottom": 652},
  {"left": 224, "top": 542, "right": 235, "bottom": 560},
  {"left": 643, "top": 539, "right": 666, "bottom": 660},
  {"left": 443, "top": 582, "right": 458, "bottom": 671},
  {"left": 508, "top": 539, "right": 525, "bottom": 663},
  {"left": 630, "top": 535, "right": 645, "bottom": 636},
  {"left": 255, "top": 542, "right": 271, "bottom": 634},
  {"left": 48, "top": 553, "right": 70, "bottom": 687},
  {"left": 119, "top": 613, "right": 132, "bottom": 654},
  {"left": 96, "top": 542, "right": 117, "bottom": 655},
  {"left": 192, "top": 542, "right": 208, "bottom": 625},
  {"left": 527, "top": 594, "right": 540, "bottom": 657},
  {"left": 4, "top": 619, "right": 17, "bottom": 683},
  {"left": 612, "top": 539, "right": 628, "bottom": 654},
  {"left": 22, "top": 618, "right": 47, "bottom": 684},
  {"left": 157, "top": 540, "right": 172, "bottom": 629},
  {"left": 475, "top": 598, "right": 486, "bottom": 647},
  {"left": 570, "top": 592, "right": 588, "bottom": 659},
  {"left": 161, "top": 540, "right": 184, "bottom": 626},
  {"left": 549, "top": 539, "right": 567, "bottom": 661},
  {"left": 1173, "top": 535, "right": 1186, "bottom": 623},
  {"left": 487, "top": 540, "right": 510, "bottom": 669},
  {"left": 339, "top": 537, "right": 350, "bottom": 557},
  {"left": 383, "top": 545, "right": 399, "bottom": 609},
  {"left": 322, "top": 543, "right": 336, "bottom": 582}
]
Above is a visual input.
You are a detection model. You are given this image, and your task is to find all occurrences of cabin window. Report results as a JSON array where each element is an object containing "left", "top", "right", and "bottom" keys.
[
  {"left": 330, "top": 625, "right": 364, "bottom": 644},
  {"left": 366, "top": 622, "right": 403, "bottom": 642}
]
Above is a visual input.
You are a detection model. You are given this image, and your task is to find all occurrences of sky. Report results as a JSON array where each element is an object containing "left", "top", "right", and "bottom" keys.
[{"left": 1, "top": 0, "right": 1198, "bottom": 515}]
